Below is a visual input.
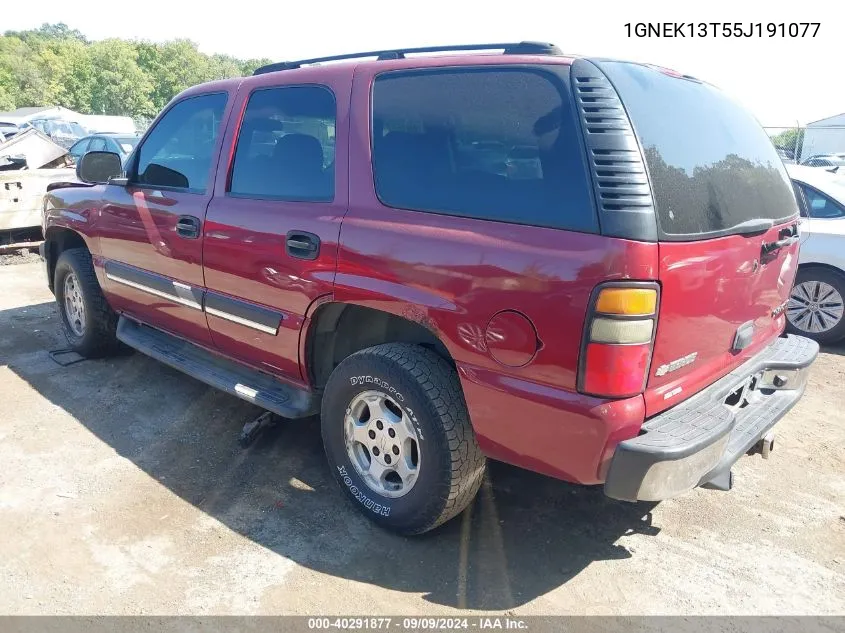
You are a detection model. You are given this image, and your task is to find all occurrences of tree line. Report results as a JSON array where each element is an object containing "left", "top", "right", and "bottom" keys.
[
  {"left": 769, "top": 128, "right": 804, "bottom": 157},
  {"left": 0, "top": 23, "right": 271, "bottom": 124}
]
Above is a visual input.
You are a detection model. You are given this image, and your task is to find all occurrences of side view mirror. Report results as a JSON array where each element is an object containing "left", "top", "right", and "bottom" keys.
[{"left": 76, "top": 151, "right": 123, "bottom": 185}]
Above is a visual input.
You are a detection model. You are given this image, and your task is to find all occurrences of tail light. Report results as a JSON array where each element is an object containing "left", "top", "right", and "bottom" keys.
[{"left": 578, "top": 283, "right": 659, "bottom": 398}]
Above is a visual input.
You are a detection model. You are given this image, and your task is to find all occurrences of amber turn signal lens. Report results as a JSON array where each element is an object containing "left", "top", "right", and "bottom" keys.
[{"left": 595, "top": 288, "right": 657, "bottom": 316}]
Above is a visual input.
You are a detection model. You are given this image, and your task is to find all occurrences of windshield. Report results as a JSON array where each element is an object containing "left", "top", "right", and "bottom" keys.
[{"left": 599, "top": 62, "right": 798, "bottom": 240}]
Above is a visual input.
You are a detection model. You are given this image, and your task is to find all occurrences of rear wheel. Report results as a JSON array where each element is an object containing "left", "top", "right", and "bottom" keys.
[
  {"left": 54, "top": 247, "right": 120, "bottom": 357},
  {"left": 786, "top": 267, "right": 845, "bottom": 344},
  {"left": 321, "top": 343, "right": 486, "bottom": 535}
]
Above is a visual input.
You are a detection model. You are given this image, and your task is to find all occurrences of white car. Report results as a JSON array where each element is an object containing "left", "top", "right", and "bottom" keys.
[
  {"left": 786, "top": 164, "right": 845, "bottom": 343},
  {"left": 800, "top": 154, "right": 845, "bottom": 169}
]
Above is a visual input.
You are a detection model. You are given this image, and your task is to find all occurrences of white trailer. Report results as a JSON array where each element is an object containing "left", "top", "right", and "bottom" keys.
[{"left": 801, "top": 113, "right": 845, "bottom": 162}]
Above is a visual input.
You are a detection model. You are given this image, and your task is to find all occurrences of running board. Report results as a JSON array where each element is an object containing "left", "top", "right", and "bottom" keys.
[{"left": 116, "top": 316, "right": 318, "bottom": 419}]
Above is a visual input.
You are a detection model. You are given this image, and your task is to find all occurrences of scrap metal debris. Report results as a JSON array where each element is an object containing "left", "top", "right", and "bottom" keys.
[{"left": 0, "top": 129, "right": 75, "bottom": 234}]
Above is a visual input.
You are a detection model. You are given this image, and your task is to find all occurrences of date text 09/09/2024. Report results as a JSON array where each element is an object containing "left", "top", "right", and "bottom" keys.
[
  {"left": 625, "top": 22, "right": 820, "bottom": 38},
  {"left": 308, "top": 618, "right": 528, "bottom": 630}
]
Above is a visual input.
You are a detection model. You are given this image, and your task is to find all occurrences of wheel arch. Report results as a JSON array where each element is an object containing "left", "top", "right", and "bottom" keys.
[
  {"left": 43, "top": 227, "right": 91, "bottom": 292},
  {"left": 303, "top": 301, "right": 457, "bottom": 389},
  {"left": 796, "top": 261, "right": 845, "bottom": 279}
]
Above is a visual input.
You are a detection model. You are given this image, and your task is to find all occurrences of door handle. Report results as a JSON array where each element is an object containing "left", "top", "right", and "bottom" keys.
[
  {"left": 286, "top": 231, "right": 320, "bottom": 260},
  {"left": 761, "top": 235, "right": 798, "bottom": 255},
  {"left": 176, "top": 215, "right": 201, "bottom": 239},
  {"left": 761, "top": 224, "right": 799, "bottom": 256}
]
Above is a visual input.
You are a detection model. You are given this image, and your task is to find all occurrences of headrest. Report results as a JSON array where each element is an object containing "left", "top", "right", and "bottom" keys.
[{"left": 273, "top": 133, "right": 323, "bottom": 168}]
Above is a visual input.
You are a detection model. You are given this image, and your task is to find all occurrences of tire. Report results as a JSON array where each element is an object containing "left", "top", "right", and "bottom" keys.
[
  {"left": 786, "top": 267, "right": 845, "bottom": 345},
  {"left": 54, "top": 247, "right": 120, "bottom": 357},
  {"left": 321, "top": 343, "right": 486, "bottom": 535}
]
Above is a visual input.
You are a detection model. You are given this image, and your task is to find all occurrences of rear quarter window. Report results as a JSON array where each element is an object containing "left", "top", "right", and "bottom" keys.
[
  {"left": 599, "top": 62, "right": 798, "bottom": 240},
  {"left": 371, "top": 66, "right": 596, "bottom": 232}
]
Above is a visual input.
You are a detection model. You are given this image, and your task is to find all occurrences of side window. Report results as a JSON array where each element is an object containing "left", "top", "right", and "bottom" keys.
[
  {"left": 801, "top": 185, "right": 845, "bottom": 219},
  {"left": 88, "top": 137, "right": 107, "bottom": 152},
  {"left": 69, "top": 138, "right": 90, "bottom": 158},
  {"left": 370, "top": 67, "right": 595, "bottom": 231},
  {"left": 133, "top": 93, "right": 227, "bottom": 193},
  {"left": 229, "top": 85, "right": 336, "bottom": 202}
]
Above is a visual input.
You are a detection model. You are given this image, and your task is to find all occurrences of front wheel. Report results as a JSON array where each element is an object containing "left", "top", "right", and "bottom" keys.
[
  {"left": 786, "top": 267, "right": 845, "bottom": 345},
  {"left": 54, "top": 247, "right": 120, "bottom": 357},
  {"left": 321, "top": 343, "right": 486, "bottom": 535}
]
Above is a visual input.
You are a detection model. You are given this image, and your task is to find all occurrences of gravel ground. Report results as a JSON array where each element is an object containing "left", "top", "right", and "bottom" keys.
[
  {"left": 0, "top": 246, "right": 42, "bottom": 266},
  {"left": 0, "top": 261, "right": 843, "bottom": 615}
]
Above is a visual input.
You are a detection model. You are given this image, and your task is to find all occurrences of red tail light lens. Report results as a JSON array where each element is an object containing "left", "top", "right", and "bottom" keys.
[
  {"left": 582, "top": 343, "right": 652, "bottom": 396},
  {"left": 578, "top": 284, "right": 659, "bottom": 398}
]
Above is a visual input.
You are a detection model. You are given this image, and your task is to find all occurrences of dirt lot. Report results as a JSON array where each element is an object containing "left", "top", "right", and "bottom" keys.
[{"left": 0, "top": 259, "right": 843, "bottom": 615}]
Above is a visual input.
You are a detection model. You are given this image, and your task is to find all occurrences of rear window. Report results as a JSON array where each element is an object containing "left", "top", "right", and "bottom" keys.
[
  {"left": 599, "top": 62, "right": 798, "bottom": 239},
  {"left": 371, "top": 66, "right": 596, "bottom": 232}
]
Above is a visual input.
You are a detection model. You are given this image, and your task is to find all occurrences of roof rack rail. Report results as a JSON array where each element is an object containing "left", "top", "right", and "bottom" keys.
[{"left": 252, "top": 41, "right": 562, "bottom": 75}]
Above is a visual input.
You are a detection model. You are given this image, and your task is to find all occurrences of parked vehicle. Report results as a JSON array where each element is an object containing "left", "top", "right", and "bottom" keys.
[
  {"left": 1, "top": 129, "right": 75, "bottom": 234},
  {"left": 0, "top": 121, "right": 20, "bottom": 139},
  {"left": 786, "top": 164, "right": 845, "bottom": 343},
  {"left": 800, "top": 154, "right": 845, "bottom": 169},
  {"left": 23, "top": 118, "right": 87, "bottom": 149},
  {"left": 68, "top": 133, "right": 141, "bottom": 163},
  {"left": 41, "top": 42, "right": 818, "bottom": 534},
  {"left": 776, "top": 147, "right": 795, "bottom": 164}
]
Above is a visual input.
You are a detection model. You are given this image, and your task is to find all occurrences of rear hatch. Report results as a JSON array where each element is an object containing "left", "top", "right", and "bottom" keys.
[{"left": 599, "top": 62, "right": 801, "bottom": 416}]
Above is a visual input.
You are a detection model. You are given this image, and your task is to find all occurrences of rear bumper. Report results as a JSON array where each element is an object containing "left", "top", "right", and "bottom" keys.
[{"left": 604, "top": 334, "right": 819, "bottom": 502}]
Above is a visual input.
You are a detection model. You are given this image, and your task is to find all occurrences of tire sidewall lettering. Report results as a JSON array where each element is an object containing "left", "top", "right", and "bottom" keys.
[
  {"left": 348, "top": 375, "right": 423, "bottom": 439},
  {"left": 337, "top": 465, "right": 390, "bottom": 516},
  {"left": 350, "top": 375, "right": 404, "bottom": 402}
]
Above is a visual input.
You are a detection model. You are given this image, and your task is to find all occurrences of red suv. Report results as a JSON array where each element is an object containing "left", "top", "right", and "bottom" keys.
[{"left": 41, "top": 42, "right": 818, "bottom": 534}]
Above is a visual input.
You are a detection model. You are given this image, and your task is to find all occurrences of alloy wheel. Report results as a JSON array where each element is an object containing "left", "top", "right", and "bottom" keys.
[
  {"left": 787, "top": 280, "right": 844, "bottom": 334},
  {"left": 344, "top": 390, "right": 421, "bottom": 498},
  {"left": 63, "top": 272, "right": 86, "bottom": 337}
]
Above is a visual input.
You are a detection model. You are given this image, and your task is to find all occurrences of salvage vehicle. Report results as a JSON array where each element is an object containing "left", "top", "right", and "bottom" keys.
[
  {"left": 786, "top": 164, "right": 845, "bottom": 343},
  {"left": 24, "top": 118, "right": 87, "bottom": 149},
  {"left": 0, "top": 121, "right": 20, "bottom": 139},
  {"left": 1, "top": 129, "right": 74, "bottom": 235},
  {"left": 41, "top": 42, "right": 818, "bottom": 534}
]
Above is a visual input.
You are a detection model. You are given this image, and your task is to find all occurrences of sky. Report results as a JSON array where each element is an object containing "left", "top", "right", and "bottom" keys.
[{"left": 3, "top": 0, "right": 843, "bottom": 127}]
